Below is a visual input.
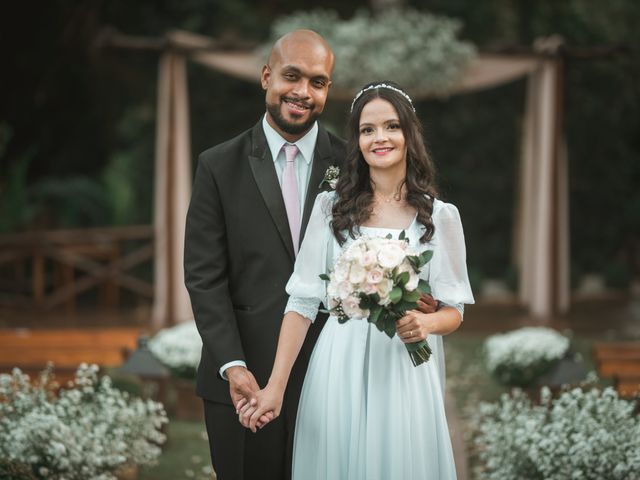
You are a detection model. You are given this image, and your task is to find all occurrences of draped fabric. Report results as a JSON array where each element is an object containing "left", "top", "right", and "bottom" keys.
[
  {"left": 152, "top": 51, "right": 194, "bottom": 327},
  {"left": 151, "top": 30, "right": 568, "bottom": 325}
]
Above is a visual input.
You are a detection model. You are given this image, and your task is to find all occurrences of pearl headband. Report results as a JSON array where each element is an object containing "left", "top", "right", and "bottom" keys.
[{"left": 350, "top": 83, "right": 416, "bottom": 113}]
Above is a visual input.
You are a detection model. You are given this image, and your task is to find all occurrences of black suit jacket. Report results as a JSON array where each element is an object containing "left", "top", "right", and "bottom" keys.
[{"left": 184, "top": 119, "right": 346, "bottom": 404}]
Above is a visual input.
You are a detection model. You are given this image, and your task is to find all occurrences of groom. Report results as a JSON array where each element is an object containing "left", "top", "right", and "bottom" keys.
[{"left": 184, "top": 30, "right": 345, "bottom": 480}]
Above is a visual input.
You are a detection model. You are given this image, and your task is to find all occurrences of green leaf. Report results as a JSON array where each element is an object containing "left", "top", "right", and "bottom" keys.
[
  {"left": 403, "top": 289, "right": 420, "bottom": 303},
  {"left": 395, "top": 300, "right": 416, "bottom": 312},
  {"left": 359, "top": 293, "right": 371, "bottom": 309},
  {"left": 420, "top": 250, "right": 434, "bottom": 265},
  {"left": 319, "top": 273, "right": 330, "bottom": 281},
  {"left": 399, "top": 230, "right": 406, "bottom": 241},
  {"left": 383, "top": 317, "right": 396, "bottom": 338},
  {"left": 369, "top": 305, "right": 382, "bottom": 324},
  {"left": 417, "top": 279, "right": 431, "bottom": 295},
  {"left": 396, "top": 271, "right": 409, "bottom": 286},
  {"left": 389, "top": 286, "right": 402, "bottom": 304},
  {"left": 385, "top": 233, "right": 392, "bottom": 239}
]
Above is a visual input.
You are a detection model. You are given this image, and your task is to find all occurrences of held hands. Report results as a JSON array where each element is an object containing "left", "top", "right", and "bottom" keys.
[{"left": 236, "top": 382, "right": 284, "bottom": 433}]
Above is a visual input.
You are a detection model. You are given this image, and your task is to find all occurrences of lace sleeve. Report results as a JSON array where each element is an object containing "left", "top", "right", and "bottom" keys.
[{"left": 285, "top": 297, "right": 321, "bottom": 323}]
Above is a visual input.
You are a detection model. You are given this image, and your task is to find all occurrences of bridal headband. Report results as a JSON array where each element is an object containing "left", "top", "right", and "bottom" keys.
[{"left": 350, "top": 83, "right": 416, "bottom": 113}]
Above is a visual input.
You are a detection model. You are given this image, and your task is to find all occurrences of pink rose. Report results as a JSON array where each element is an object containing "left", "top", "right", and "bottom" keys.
[{"left": 366, "top": 268, "right": 384, "bottom": 284}]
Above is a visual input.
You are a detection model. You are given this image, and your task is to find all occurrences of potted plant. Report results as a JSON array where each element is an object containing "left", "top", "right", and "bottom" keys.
[
  {"left": 483, "top": 326, "right": 571, "bottom": 388},
  {"left": 148, "top": 321, "right": 203, "bottom": 421}
]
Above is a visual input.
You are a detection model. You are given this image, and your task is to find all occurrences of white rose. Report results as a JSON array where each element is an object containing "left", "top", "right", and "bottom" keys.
[
  {"left": 376, "top": 278, "right": 393, "bottom": 298},
  {"left": 334, "top": 261, "right": 349, "bottom": 282},
  {"left": 337, "top": 281, "right": 352, "bottom": 300},
  {"left": 349, "top": 264, "right": 366, "bottom": 284},
  {"left": 377, "top": 243, "right": 406, "bottom": 269},
  {"left": 342, "top": 295, "right": 368, "bottom": 319},
  {"left": 406, "top": 271, "right": 420, "bottom": 291},
  {"left": 362, "top": 282, "right": 378, "bottom": 295},
  {"left": 359, "top": 250, "right": 377, "bottom": 267}
]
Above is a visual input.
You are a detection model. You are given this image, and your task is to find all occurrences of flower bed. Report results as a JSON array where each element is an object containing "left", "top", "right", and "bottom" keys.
[
  {"left": 0, "top": 364, "right": 168, "bottom": 480},
  {"left": 473, "top": 385, "right": 640, "bottom": 479}
]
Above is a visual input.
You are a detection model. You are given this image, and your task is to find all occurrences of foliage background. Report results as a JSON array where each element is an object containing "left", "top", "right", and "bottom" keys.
[{"left": 1, "top": 0, "right": 639, "bottom": 290}]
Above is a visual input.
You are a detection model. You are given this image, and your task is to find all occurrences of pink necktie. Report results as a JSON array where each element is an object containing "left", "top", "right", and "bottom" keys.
[{"left": 282, "top": 144, "right": 301, "bottom": 255}]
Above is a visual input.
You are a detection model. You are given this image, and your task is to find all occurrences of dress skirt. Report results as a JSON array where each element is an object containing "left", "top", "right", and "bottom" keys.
[{"left": 291, "top": 315, "right": 457, "bottom": 480}]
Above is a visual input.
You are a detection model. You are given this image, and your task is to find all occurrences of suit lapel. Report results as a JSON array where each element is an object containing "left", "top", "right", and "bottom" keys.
[
  {"left": 300, "top": 126, "right": 334, "bottom": 241},
  {"left": 248, "top": 122, "right": 296, "bottom": 261}
]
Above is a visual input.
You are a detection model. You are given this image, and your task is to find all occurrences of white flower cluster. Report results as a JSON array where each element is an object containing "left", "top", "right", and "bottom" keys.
[
  {"left": 0, "top": 364, "right": 168, "bottom": 480},
  {"left": 326, "top": 236, "right": 420, "bottom": 319},
  {"left": 484, "top": 326, "right": 570, "bottom": 387},
  {"left": 473, "top": 386, "right": 640, "bottom": 479},
  {"left": 148, "top": 320, "right": 202, "bottom": 380},
  {"left": 263, "top": 8, "right": 476, "bottom": 94}
]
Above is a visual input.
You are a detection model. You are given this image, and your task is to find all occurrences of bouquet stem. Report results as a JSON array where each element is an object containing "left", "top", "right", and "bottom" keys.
[{"left": 405, "top": 340, "right": 432, "bottom": 366}]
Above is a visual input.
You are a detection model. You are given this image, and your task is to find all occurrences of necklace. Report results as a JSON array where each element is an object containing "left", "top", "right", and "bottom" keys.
[{"left": 374, "top": 183, "right": 404, "bottom": 203}]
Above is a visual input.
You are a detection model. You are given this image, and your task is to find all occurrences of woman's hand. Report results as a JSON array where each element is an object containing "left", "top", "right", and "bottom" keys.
[
  {"left": 236, "top": 397, "right": 274, "bottom": 431},
  {"left": 238, "top": 382, "right": 285, "bottom": 433},
  {"left": 396, "top": 309, "right": 431, "bottom": 343}
]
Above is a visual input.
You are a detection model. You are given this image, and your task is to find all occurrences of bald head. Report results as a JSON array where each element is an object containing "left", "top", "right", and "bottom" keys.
[
  {"left": 268, "top": 29, "right": 335, "bottom": 74},
  {"left": 261, "top": 29, "right": 336, "bottom": 142}
]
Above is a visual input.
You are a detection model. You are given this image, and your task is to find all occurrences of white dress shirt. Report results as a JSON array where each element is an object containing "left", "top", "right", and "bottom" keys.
[{"left": 219, "top": 115, "right": 319, "bottom": 380}]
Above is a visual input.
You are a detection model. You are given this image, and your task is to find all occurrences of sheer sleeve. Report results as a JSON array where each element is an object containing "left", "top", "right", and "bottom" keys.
[
  {"left": 284, "top": 191, "right": 335, "bottom": 322},
  {"left": 429, "top": 200, "right": 475, "bottom": 313}
]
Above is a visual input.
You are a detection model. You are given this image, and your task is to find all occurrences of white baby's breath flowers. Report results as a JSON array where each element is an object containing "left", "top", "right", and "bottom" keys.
[
  {"left": 263, "top": 8, "right": 476, "bottom": 94},
  {"left": 484, "top": 326, "right": 570, "bottom": 387},
  {"left": 0, "top": 364, "right": 168, "bottom": 480},
  {"left": 473, "top": 385, "right": 640, "bottom": 479},
  {"left": 149, "top": 320, "right": 202, "bottom": 380}
]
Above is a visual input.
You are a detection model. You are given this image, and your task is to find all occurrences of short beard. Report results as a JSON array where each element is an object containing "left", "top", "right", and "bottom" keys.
[{"left": 266, "top": 100, "right": 319, "bottom": 136}]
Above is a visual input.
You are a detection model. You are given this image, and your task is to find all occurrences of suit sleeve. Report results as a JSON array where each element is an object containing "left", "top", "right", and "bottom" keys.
[{"left": 184, "top": 153, "right": 245, "bottom": 372}]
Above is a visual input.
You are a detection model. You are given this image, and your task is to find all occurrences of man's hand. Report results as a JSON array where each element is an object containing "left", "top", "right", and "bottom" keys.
[
  {"left": 227, "top": 366, "right": 274, "bottom": 430},
  {"left": 226, "top": 366, "right": 260, "bottom": 412},
  {"left": 416, "top": 294, "right": 439, "bottom": 314},
  {"left": 238, "top": 383, "right": 284, "bottom": 433}
]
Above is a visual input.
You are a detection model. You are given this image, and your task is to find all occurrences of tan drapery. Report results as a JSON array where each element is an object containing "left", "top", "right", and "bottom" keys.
[
  {"left": 152, "top": 51, "right": 193, "bottom": 327},
  {"left": 151, "top": 30, "right": 569, "bottom": 325}
]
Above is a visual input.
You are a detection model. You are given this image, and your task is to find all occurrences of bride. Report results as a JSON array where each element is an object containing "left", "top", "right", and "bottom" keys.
[{"left": 238, "top": 81, "right": 474, "bottom": 479}]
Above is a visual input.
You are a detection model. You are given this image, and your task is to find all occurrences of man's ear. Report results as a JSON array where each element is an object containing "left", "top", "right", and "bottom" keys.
[{"left": 260, "top": 65, "right": 271, "bottom": 90}]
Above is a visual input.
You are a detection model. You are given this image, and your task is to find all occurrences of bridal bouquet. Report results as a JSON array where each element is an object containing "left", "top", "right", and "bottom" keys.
[{"left": 320, "top": 232, "right": 433, "bottom": 366}]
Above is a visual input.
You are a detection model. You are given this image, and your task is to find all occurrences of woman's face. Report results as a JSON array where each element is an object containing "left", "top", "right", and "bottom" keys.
[{"left": 358, "top": 98, "right": 407, "bottom": 174}]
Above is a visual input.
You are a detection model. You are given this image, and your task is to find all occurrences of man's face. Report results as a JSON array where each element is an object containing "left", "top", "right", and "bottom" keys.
[{"left": 261, "top": 41, "right": 333, "bottom": 140}]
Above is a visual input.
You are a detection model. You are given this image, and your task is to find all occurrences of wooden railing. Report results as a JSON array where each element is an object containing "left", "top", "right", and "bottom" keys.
[
  {"left": 593, "top": 342, "right": 640, "bottom": 398},
  {"left": 0, "top": 225, "right": 154, "bottom": 312}
]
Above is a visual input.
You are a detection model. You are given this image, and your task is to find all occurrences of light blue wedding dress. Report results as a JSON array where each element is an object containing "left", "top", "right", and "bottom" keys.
[{"left": 285, "top": 191, "right": 474, "bottom": 480}]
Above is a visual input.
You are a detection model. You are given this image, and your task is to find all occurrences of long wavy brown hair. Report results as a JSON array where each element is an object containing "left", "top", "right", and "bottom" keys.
[{"left": 331, "top": 81, "right": 438, "bottom": 245}]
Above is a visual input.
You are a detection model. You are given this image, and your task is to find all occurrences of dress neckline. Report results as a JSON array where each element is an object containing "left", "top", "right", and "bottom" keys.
[{"left": 359, "top": 213, "right": 418, "bottom": 232}]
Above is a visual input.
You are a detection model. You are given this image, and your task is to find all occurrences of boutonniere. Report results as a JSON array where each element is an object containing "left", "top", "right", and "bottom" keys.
[{"left": 319, "top": 165, "right": 340, "bottom": 190}]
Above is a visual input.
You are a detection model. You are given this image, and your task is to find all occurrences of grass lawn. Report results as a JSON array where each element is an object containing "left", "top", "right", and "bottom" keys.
[{"left": 139, "top": 420, "right": 214, "bottom": 480}]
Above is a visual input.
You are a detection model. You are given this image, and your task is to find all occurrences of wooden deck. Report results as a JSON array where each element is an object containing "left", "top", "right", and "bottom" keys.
[{"left": 0, "top": 325, "right": 146, "bottom": 385}]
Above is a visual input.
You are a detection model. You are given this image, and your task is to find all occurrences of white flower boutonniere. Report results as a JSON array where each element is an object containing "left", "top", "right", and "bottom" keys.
[{"left": 319, "top": 165, "right": 340, "bottom": 190}]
